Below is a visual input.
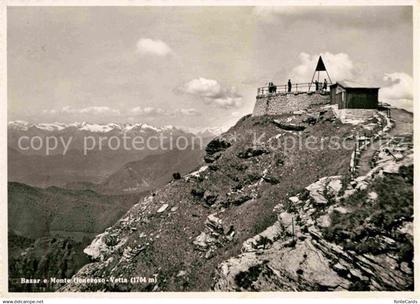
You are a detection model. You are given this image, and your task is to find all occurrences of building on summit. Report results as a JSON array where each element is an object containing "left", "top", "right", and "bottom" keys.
[
  {"left": 330, "top": 81, "right": 379, "bottom": 109},
  {"left": 252, "top": 55, "right": 383, "bottom": 124}
]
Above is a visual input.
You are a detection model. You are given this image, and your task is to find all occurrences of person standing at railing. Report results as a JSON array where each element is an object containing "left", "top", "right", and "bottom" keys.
[
  {"left": 315, "top": 80, "right": 319, "bottom": 91},
  {"left": 323, "top": 79, "right": 328, "bottom": 92},
  {"left": 287, "top": 79, "right": 292, "bottom": 93}
]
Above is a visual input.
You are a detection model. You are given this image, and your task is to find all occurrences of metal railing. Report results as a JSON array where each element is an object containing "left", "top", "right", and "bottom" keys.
[{"left": 257, "top": 82, "right": 330, "bottom": 97}]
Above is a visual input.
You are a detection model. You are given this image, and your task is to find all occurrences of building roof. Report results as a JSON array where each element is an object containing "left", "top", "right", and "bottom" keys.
[{"left": 331, "top": 80, "right": 380, "bottom": 89}]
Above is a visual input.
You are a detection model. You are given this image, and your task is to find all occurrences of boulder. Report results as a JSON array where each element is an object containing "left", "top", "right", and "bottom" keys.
[
  {"left": 206, "top": 213, "right": 224, "bottom": 234},
  {"left": 242, "top": 221, "right": 283, "bottom": 252},
  {"left": 398, "top": 222, "right": 413, "bottom": 237},
  {"left": 302, "top": 115, "right": 318, "bottom": 125},
  {"left": 288, "top": 196, "right": 300, "bottom": 204},
  {"left": 367, "top": 191, "right": 378, "bottom": 201},
  {"left": 272, "top": 119, "right": 305, "bottom": 131},
  {"left": 177, "top": 270, "right": 187, "bottom": 277},
  {"left": 191, "top": 188, "right": 205, "bottom": 199},
  {"left": 262, "top": 175, "right": 280, "bottom": 184},
  {"left": 356, "top": 181, "right": 368, "bottom": 191},
  {"left": 306, "top": 176, "right": 342, "bottom": 205},
  {"left": 206, "top": 137, "right": 231, "bottom": 153},
  {"left": 205, "top": 249, "right": 215, "bottom": 259},
  {"left": 227, "top": 193, "right": 252, "bottom": 206},
  {"left": 203, "top": 191, "right": 218, "bottom": 206},
  {"left": 317, "top": 214, "right": 331, "bottom": 228},
  {"left": 170, "top": 206, "right": 179, "bottom": 212},
  {"left": 237, "top": 147, "right": 269, "bottom": 159},
  {"left": 204, "top": 152, "right": 222, "bottom": 163},
  {"left": 327, "top": 178, "right": 342, "bottom": 196},
  {"left": 157, "top": 204, "right": 169, "bottom": 213},
  {"left": 333, "top": 206, "right": 349, "bottom": 214},
  {"left": 193, "top": 232, "right": 214, "bottom": 250}
]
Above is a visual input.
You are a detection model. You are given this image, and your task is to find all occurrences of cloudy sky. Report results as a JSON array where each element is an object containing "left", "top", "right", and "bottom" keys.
[{"left": 8, "top": 6, "right": 413, "bottom": 129}]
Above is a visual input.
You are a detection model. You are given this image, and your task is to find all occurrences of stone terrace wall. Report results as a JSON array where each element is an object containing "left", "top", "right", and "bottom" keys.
[
  {"left": 333, "top": 108, "right": 378, "bottom": 125},
  {"left": 252, "top": 92, "right": 330, "bottom": 116}
]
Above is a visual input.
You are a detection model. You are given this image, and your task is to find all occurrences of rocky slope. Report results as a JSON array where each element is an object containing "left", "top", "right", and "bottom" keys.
[
  {"left": 213, "top": 154, "right": 413, "bottom": 291},
  {"left": 212, "top": 108, "right": 413, "bottom": 291},
  {"left": 9, "top": 233, "right": 90, "bottom": 292},
  {"left": 58, "top": 105, "right": 412, "bottom": 292}
]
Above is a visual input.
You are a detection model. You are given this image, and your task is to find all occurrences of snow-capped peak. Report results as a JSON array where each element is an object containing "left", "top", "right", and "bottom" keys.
[
  {"left": 123, "top": 123, "right": 142, "bottom": 132},
  {"left": 35, "top": 122, "right": 67, "bottom": 131},
  {"left": 161, "top": 125, "right": 175, "bottom": 131},
  {"left": 140, "top": 123, "right": 161, "bottom": 132},
  {"left": 8, "top": 120, "right": 30, "bottom": 131},
  {"left": 7, "top": 121, "right": 185, "bottom": 134},
  {"left": 79, "top": 123, "right": 122, "bottom": 133}
]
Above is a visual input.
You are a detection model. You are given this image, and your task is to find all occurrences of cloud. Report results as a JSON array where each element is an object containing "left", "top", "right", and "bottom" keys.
[
  {"left": 131, "top": 106, "right": 201, "bottom": 117},
  {"left": 177, "top": 108, "right": 201, "bottom": 116},
  {"left": 379, "top": 72, "right": 413, "bottom": 111},
  {"left": 129, "top": 106, "right": 167, "bottom": 116},
  {"left": 136, "top": 38, "right": 173, "bottom": 56},
  {"left": 252, "top": 6, "right": 409, "bottom": 28},
  {"left": 176, "top": 77, "right": 242, "bottom": 108},
  {"left": 43, "top": 106, "right": 121, "bottom": 116},
  {"left": 40, "top": 105, "right": 202, "bottom": 119},
  {"left": 253, "top": 7, "right": 302, "bottom": 19},
  {"left": 143, "top": 106, "right": 167, "bottom": 115},
  {"left": 41, "top": 109, "right": 57, "bottom": 115},
  {"left": 130, "top": 106, "right": 144, "bottom": 115},
  {"left": 290, "top": 52, "right": 357, "bottom": 83}
]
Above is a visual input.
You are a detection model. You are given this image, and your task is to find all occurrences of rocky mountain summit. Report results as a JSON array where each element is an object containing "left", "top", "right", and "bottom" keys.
[{"left": 59, "top": 106, "right": 413, "bottom": 292}]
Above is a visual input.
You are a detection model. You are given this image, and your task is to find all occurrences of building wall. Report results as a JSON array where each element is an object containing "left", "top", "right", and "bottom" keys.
[
  {"left": 252, "top": 92, "right": 330, "bottom": 116},
  {"left": 330, "top": 87, "right": 337, "bottom": 104},
  {"left": 345, "top": 91, "right": 378, "bottom": 109},
  {"left": 336, "top": 89, "right": 379, "bottom": 109}
]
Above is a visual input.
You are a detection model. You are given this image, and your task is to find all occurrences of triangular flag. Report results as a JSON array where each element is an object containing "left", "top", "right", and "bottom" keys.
[{"left": 315, "top": 56, "right": 326, "bottom": 71}]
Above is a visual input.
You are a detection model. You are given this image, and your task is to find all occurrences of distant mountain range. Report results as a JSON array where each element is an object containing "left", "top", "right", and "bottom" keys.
[
  {"left": 8, "top": 120, "right": 225, "bottom": 136},
  {"left": 8, "top": 121, "right": 218, "bottom": 189}
]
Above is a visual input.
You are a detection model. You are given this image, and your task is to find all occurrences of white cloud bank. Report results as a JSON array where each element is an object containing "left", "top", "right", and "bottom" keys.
[
  {"left": 253, "top": 7, "right": 302, "bottom": 18},
  {"left": 136, "top": 38, "right": 173, "bottom": 56},
  {"left": 43, "top": 106, "right": 121, "bottom": 116},
  {"left": 132, "top": 106, "right": 167, "bottom": 116},
  {"left": 177, "top": 108, "right": 202, "bottom": 116},
  {"left": 290, "top": 52, "right": 357, "bottom": 83},
  {"left": 42, "top": 105, "right": 200, "bottom": 118},
  {"left": 130, "top": 106, "right": 201, "bottom": 116},
  {"left": 252, "top": 6, "right": 402, "bottom": 29},
  {"left": 177, "top": 77, "right": 242, "bottom": 108},
  {"left": 379, "top": 72, "right": 413, "bottom": 111}
]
